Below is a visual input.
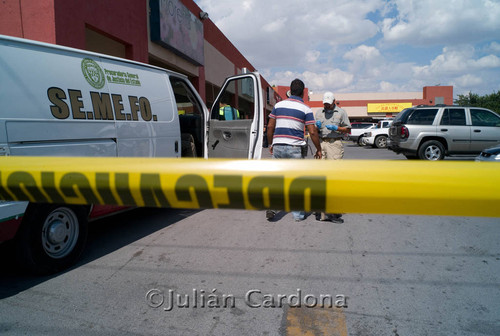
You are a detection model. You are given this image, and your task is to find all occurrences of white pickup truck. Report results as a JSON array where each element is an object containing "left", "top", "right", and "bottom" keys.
[
  {"left": 348, "top": 122, "right": 376, "bottom": 146},
  {"left": 360, "top": 120, "right": 393, "bottom": 148}
]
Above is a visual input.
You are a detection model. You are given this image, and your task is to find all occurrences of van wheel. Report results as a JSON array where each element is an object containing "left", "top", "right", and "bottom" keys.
[
  {"left": 418, "top": 140, "right": 445, "bottom": 161},
  {"left": 375, "top": 135, "right": 388, "bottom": 148},
  {"left": 181, "top": 133, "right": 197, "bottom": 157},
  {"left": 357, "top": 136, "right": 365, "bottom": 146},
  {"left": 15, "top": 204, "right": 88, "bottom": 274}
]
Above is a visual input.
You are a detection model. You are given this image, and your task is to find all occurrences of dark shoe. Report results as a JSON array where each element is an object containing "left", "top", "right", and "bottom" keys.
[
  {"left": 266, "top": 210, "right": 276, "bottom": 220},
  {"left": 317, "top": 213, "right": 344, "bottom": 223},
  {"left": 316, "top": 212, "right": 329, "bottom": 221},
  {"left": 329, "top": 216, "right": 344, "bottom": 224},
  {"left": 316, "top": 212, "right": 332, "bottom": 222}
]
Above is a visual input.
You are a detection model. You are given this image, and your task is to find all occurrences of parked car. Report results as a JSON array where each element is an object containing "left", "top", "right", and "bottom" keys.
[
  {"left": 389, "top": 105, "right": 500, "bottom": 160},
  {"left": 475, "top": 145, "right": 500, "bottom": 161},
  {"left": 348, "top": 122, "right": 376, "bottom": 145},
  {"left": 360, "top": 120, "right": 392, "bottom": 148}
]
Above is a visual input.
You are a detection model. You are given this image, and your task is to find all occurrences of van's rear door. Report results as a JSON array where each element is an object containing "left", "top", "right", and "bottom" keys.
[{"left": 208, "top": 73, "right": 263, "bottom": 159}]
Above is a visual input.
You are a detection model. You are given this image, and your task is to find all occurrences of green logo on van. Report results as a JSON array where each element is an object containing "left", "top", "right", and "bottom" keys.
[{"left": 81, "top": 58, "right": 105, "bottom": 89}]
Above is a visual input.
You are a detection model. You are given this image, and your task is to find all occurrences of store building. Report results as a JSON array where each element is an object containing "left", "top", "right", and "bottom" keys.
[
  {"left": 275, "top": 85, "right": 454, "bottom": 121},
  {"left": 0, "top": 0, "right": 282, "bottom": 114}
]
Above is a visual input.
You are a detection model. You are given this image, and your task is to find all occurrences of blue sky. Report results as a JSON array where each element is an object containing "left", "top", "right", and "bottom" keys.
[{"left": 194, "top": 0, "right": 500, "bottom": 99}]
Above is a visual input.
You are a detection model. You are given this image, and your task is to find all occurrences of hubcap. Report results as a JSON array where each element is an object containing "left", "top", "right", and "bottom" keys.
[
  {"left": 41, "top": 208, "right": 79, "bottom": 259},
  {"left": 48, "top": 220, "right": 66, "bottom": 244},
  {"left": 424, "top": 145, "right": 441, "bottom": 160}
]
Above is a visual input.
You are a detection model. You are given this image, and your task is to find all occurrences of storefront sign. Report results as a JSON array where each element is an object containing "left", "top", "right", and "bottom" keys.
[
  {"left": 150, "top": 0, "right": 204, "bottom": 65},
  {"left": 367, "top": 103, "right": 412, "bottom": 114}
]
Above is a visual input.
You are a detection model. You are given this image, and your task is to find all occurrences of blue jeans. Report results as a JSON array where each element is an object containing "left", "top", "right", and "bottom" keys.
[{"left": 272, "top": 144, "right": 305, "bottom": 220}]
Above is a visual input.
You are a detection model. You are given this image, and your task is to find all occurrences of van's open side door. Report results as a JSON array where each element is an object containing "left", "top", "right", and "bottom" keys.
[{"left": 208, "top": 73, "right": 263, "bottom": 159}]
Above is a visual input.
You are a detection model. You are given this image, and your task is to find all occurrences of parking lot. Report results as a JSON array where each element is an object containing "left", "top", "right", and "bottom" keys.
[
  {"left": 282, "top": 139, "right": 477, "bottom": 161},
  {"left": 1, "top": 143, "right": 497, "bottom": 336}
]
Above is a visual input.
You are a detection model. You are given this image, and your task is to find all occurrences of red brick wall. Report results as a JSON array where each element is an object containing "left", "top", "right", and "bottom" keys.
[
  {"left": 53, "top": 0, "right": 148, "bottom": 62},
  {"left": 0, "top": 0, "right": 57, "bottom": 43},
  {"left": 0, "top": 0, "right": 148, "bottom": 62}
]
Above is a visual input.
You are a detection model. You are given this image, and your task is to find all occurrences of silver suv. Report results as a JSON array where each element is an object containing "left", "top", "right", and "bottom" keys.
[{"left": 388, "top": 105, "right": 500, "bottom": 160}]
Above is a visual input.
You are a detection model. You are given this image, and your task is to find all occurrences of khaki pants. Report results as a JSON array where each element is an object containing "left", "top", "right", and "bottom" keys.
[
  {"left": 320, "top": 138, "right": 344, "bottom": 160},
  {"left": 319, "top": 138, "right": 343, "bottom": 221}
]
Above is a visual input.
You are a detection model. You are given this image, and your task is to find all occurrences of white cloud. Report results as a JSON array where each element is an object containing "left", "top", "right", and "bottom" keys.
[
  {"left": 453, "top": 74, "right": 483, "bottom": 88},
  {"left": 268, "top": 68, "right": 354, "bottom": 92},
  {"left": 379, "top": 81, "right": 401, "bottom": 92},
  {"left": 262, "top": 17, "right": 287, "bottom": 33},
  {"left": 410, "top": 45, "right": 500, "bottom": 95},
  {"left": 195, "top": 0, "right": 500, "bottom": 96},
  {"left": 489, "top": 42, "right": 500, "bottom": 53},
  {"left": 344, "top": 45, "right": 382, "bottom": 62},
  {"left": 413, "top": 46, "right": 500, "bottom": 78},
  {"left": 305, "top": 50, "right": 321, "bottom": 63},
  {"left": 195, "top": 0, "right": 382, "bottom": 69},
  {"left": 475, "top": 54, "right": 500, "bottom": 68},
  {"left": 381, "top": 0, "right": 500, "bottom": 46}
]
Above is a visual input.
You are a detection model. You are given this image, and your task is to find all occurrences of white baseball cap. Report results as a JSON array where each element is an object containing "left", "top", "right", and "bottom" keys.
[{"left": 323, "top": 91, "right": 335, "bottom": 104}]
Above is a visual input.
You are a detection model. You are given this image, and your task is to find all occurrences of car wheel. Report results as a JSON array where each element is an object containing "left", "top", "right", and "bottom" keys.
[
  {"left": 375, "top": 135, "right": 388, "bottom": 148},
  {"left": 357, "top": 136, "right": 365, "bottom": 146},
  {"left": 15, "top": 204, "right": 89, "bottom": 274},
  {"left": 418, "top": 140, "right": 445, "bottom": 161}
]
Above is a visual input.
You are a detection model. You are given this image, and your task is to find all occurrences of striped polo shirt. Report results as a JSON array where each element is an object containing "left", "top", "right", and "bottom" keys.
[{"left": 269, "top": 95, "right": 315, "bottom": 146}]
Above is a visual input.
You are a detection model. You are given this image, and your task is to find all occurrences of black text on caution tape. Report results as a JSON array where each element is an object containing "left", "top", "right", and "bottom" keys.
[{"left": 0, "top": 171, "right": 327, "bottom": 212}]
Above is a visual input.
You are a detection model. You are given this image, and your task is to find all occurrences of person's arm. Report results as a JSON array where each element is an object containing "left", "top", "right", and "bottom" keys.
[
  {"left": 340, "top": 111, "right": 351, "bottom": 133},
  {"left": 306, "top": 124, "right": 322, "bottom": 159},
  {"left": 337, "top": 126, "right": 350, "bottom": 133},
  {"left": 267, "top": 118, "right": 276, "bottom": 154}
]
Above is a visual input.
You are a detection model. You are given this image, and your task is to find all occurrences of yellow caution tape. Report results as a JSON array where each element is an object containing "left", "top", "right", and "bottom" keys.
[{"left": 0, "top": 156, "right": 499, "bottom": 217}]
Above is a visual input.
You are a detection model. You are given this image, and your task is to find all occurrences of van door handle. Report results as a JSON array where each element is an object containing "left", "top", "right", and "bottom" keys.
[
  {"left": 440, "top": 129, "right": 448, "bottom": 132},
  {"left": 222, "top": 131, "right": 232, "bottom": 140},
  {"left": 211, "top": 140, "right": 219, "bottom": 150},
  {"left": 473, "top": 129, "right": 481, "bottom": 133}
]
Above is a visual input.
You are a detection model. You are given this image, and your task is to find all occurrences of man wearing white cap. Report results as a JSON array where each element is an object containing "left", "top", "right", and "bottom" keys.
[{"left": 315, "top": 91, "right": 351, "bottom": 222}]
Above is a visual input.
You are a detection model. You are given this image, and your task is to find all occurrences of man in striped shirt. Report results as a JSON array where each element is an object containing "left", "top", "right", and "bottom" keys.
[{"left": 265, "top": 78, "right": 322, "bottom": 221}]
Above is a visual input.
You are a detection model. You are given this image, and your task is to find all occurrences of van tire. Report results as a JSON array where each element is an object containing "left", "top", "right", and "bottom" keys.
[
  {"left": 181, "top": 133, "right": 197, "bottom": 157},
  {"left": 15, "top": 204, "right": 88, "bottom": 274},
  {"left": 418, "top": 140, "right": 445, "bottom": 160},
  {"left": 357, "top": 136, "right": 365, "bottom": 146}
]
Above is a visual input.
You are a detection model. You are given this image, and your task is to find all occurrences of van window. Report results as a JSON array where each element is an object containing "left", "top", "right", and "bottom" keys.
[
  {"left": 470, "top": 109, "right": 500, "bottom": 127},
  {"left": 212, "top": 77, "right": 255, "bottom": 121},
  {"left": 169, "top": 78, "right": 203, "bottom": 117},
  {"left": 440, "top": 108, "right": 466, "bottom": 126}
]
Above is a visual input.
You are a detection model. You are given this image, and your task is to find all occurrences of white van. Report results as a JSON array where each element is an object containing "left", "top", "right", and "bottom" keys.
[{"left": 0, "top": 34, "right": 264, "bottom": 273}]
